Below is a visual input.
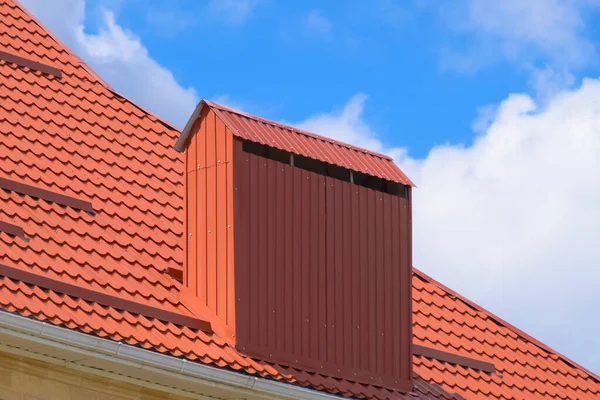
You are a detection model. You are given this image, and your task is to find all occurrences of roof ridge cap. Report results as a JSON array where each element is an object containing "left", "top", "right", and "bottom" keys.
[
  {"left": 13, "top": 0, "right": 182, "bottom": 134},
  {"left": 412, "top": 267, "right": 600, "bottom": 384},
  {"left": 205, "top": 100, "right": 394, "bottom": 162}
]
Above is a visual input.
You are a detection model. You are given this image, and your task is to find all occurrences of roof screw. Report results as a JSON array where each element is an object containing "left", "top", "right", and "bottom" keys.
[
  {"left": 227, "top": 225, "right": 230, "bottom": 228},
  {"left": 208, "top": 230, "right": 211, "bottom": 233},
  {"left": 189, "top": 233, "right": 192, "bottom": 236}
]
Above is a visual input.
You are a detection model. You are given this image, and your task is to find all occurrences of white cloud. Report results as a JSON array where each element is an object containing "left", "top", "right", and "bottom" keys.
[
  {"left": 442, "top": 0, "right": 600, "bottom": 73},
  {"left": 305, "top": 9, "right": 333, "bottom": 36},
  {"left": 528, "top": 65, "right": 575, "bottom": 104},
  {"left": 295, "top": 94, "right": 408, "bottom": 162},
  {"left": 20, "top": 0, "right": 198, "bottom": 127},
  {"left": 208, "top": 0, "right": 261, "bottom": 24},
  {"left": 298, "top": 88, "right": 600, "bottom": 374}
]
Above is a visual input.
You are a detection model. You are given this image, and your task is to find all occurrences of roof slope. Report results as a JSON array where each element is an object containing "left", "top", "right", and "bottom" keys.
[
  {"left": 0, "top": 1, "right": 432, "bottom": 399},
  {"left": 176, "top": 100, "right": 414, "bottom": 186},
  {"left": 0, "top": 0, "right": 599, "bottom": 399},
  {"left": 412, "top": 269, "right": 600, "bottom": 399}
]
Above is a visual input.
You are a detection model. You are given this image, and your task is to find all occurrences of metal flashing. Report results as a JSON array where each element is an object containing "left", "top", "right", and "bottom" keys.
[
  {"left": 0, "top": 264, "right": 212, "bottom": 332},
  {"left": 0, "top": 49, "right": 62, "bottom": 78},
  {"left": 0, "top": 177, "right": 94, "bottom": 213},
  {"left": 0, "top": 220, "right": 25, "bottom": 238},
  {"left": 413, "top": 345, "right": 495, "bottom": 374}
]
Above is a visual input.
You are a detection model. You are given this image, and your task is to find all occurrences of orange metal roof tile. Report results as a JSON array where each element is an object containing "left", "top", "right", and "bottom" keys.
[
  {"left": 1, "top": 0, "right": 599, "bottom": 399},
  {"left": 175, "top": 100, "right": 415, "bottom": 186}
]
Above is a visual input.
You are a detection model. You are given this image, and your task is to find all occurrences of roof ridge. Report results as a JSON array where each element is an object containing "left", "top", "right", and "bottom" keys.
[
  {"left": 12, "top": 0, "right": 182, "bottom": 134},
  {"left": 204, "top": 100, "right": 394, "bottom": 162},
  {"left": 412, "top": 267, "right": 600, "bottom": 383},
  {"left": 11, "top": 0, "right": 113, "bottom": 90}
]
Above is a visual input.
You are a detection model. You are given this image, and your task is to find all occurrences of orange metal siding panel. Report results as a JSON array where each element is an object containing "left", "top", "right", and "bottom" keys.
[
  {"left": 196, "top": 167, "right": 207, "bottom": 304},
  {"left": 187, "top": 169, "right": 197, "bottom": 296},
  {"left": 197, "top": 108, "right": 208, "bottom": 169},
  {"left": 206, "top": 111, "right": 217, "bottom": 167},
  {"left": 206, "top": 174, "right": 217, "bottom": 310},
  {"left": 187, "top": 120, "right": 198, "bottom": 172},
  {"left": 215, "top": 116, "right": 229, "bottom": 321},
  {"left": 184, "top": 110, "right": 236, "bottom": 331},
  {"left": 216, "top": 115, "right": 227, "bottom": 165},
  {"left": 226, "top": 132, "right": 236, "bottom": 327}
]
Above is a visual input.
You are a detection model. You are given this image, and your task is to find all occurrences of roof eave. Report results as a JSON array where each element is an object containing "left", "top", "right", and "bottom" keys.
[{"left": 0, "top": 310, "right": 345, "bottom": 400}]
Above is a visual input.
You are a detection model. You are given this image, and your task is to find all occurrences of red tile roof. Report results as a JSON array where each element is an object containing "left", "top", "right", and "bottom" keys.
[
  {"left": 176, "top": 100, "right": 415, "bottom": 186},
  {"left": 0, "top": 0, "right": 599, "bottom": 399}
]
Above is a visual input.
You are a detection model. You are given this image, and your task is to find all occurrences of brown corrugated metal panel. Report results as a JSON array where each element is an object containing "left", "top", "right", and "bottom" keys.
[
  {"left": 234, "top": 146, "right": 413, "bottom": 393},
  {"left": 184, "top": 109, "right": 236, "bottom": 333},
  {"left": 205, "top": 100, "right": 414, "bottom": 186}
]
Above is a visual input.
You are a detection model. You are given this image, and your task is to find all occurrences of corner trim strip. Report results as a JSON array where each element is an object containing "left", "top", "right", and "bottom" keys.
[
  {"left": 0, "top": 177, "right": 94, "bottom": 213},
  {"left": 0, "top": 264, "right": 212, "bottom": 333},
  {"left": 0, "top": 50, "right": 62, "bottom": 79},
  {"left": 413, "top": 344, "right": 496, "bottom": 374}
]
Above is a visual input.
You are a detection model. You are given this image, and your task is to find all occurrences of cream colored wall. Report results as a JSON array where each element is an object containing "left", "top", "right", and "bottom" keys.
[{"left": 0, "top": 351, "right": 195, "bottom": 400}]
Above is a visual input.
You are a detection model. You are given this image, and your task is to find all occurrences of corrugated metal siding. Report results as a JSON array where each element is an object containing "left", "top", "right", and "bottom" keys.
[
  {"left": 184, "top": 109, "right": 236, "bottom": 330},
  {"left": 207, "top": 101, "right": 414, "bottom": 186},
  {"left": 234, "top": 144, "right": 413, "bottom": 392}
]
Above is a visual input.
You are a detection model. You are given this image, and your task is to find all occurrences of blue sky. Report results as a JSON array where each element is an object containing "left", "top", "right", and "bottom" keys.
[
  {"left": 23, "top": 0, "right": 600, "bottom": 374},
  {"left": 81, "top": 0, "right": 580, "bottom": 157}
]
